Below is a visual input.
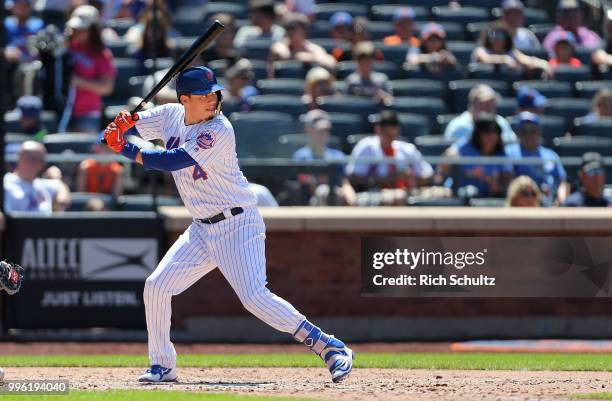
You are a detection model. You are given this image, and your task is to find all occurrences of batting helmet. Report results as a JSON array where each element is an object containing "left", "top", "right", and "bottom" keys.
[{"left": 175, "top": 66, "right": 224, "bottom": 98}]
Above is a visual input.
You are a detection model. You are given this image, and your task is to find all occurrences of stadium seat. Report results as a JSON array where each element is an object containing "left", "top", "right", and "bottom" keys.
[
  {"left": 396, "top": 113, "right": 432, "bottom": 141},
  {"left": 553, "top": 135, "right": 612, "bottom": 157},
  {"left": 242, "top": 38, "right": 274, "bottom": 60},
  {"left": 311, "top": 37, "right": 350, "bottom": 54},
  {"left": 573, "top": 119, "right": 612, "bottom": 137},
  {"left": 230, "top": 111, "right": 302, "bottom": 158},
  {"left": 202, "top": 2, "right": 247, "bottom": 21},
  {"left": 309, "top": 21, "right": 333, "bottom": 39},
  {"left": 390, "top": 79, "right": 445, "bottom": 98},
  {"left": 513, "top": 80, "right": 573, "bottom": 99},
  {"left": 6, "top": 133, "right": 32, "bottom": 144},
  {"left": 436, "top": 113, "right": 460, "bottom": 135},
  {"left": 277, "top": 133, "right": 342, "bottom": 158},
  {"left": 403, "top": 64, "right": 463, "bottom": 82},
  {"left": 521, "top": 47, "right": 548, "bottom": 60},
  {"left": 222, "top": 97, "right": 242, "bottom": 116},
  {"left": 467, "top": 63, "right": 522, "bottom": 82},
  {"left": 552, "top": 65, "right": 591, "bottom": 83},
  {"left": 466, "top": 21, "right": 489, "bottom": 42},
  {"left": 249, "top": 60, "right": 268, "bottom": 82},
  {"left": 373, "top": 42, "right": 410, "bottom": 65},
  {"left": 106, "top": 19, "right": 133, "bottom": 36},
  {"left": 104, "top": 105, "right": 125, "bottom": 127},
  {"left": 392, "top": 0, "right": 448, "bottom": 6},
  {"left": 5, "top": 110, "right": 57, "bottom": 132},
  {"left": 369, "top": 5, "right": 429, "bottom": 21},
  {"left": 336, "top": 61, "right": 400, "bottom": 80},
  {"left": 431, "top": 6, "right": 491, "bottom": 26},
  {"left": 256, "top": 79, "right": 305, "bottom": 96},
  {"left": 392, "top": 97, "right": 447, "bottom": 120},
  {"left": 117, "top": 195, "right": 183, "bottom": 211},
  {"left": 529, "top": 23, "right": 556, "bottom": 42},
  {"left": 346, "top": 133, "right": 374, "bottom": 152},
  {"left": 43, "top": 133, "right": 98, "bottom": 153},
  {"left": 575, "top": 46, "right": 595, "bottom": 65},
  {"left": 407, "top": 197, "right": 466, "bottom": 206},
  {"left": 272, "top": 60, "right": 308, "bottom": 79},
  {"left": 414, "top": 135, "right": 454, "bottom": 156},
  {"left": 109, "top": 58, "right": 144, "bottom": 103},
  {"left": 174, "top": 36, "right": 199, "bottom": 54},
  {"left": 326, "top": 112, "right": 367, "bottom": 143},
  {"left": 497, "top": 97, "right": 517, "bottom": 117},
  {"left": 508, "top": 114, "right": 567, "bottom": 146},
  {"left": 468, "top": 197, "right": 506, "bottom": 207},
  {"left": 462, "top": 0, "right": 502, "bottom": 7},
  {"left": 107, "top": 41, "right": 128, "bottom": 58},
  {"left": 314, "top": 3, "right": 368, "bottom": 20},
  {"left": 67, "top": 192, "right": 116, "bottom": 212},
  {"left": 575, "top": 81, "right": 612, "bottom": 99},
  {"left": 490, "top": 7, "right": 550, "bottom": 26},
  {"left": 434, "top": 22, "right": 465, "bottom": 41},
  {"left": 363, "top": 21, "right": 395, "bottom": 40},
  {"left": 544, "top": 98, "right": 591, "bottom": 122},
  {"left": 317, "top": 96, "right": 380, "bottom": 119},
  {"left": 447, "top": 41, "right": 479, "bottom": 66},
  {"left": 248, "top": 95, "right": 308, "bottom": 119},
  {"left": 448, "top": 79, "right": 509, "bottom": 113}
]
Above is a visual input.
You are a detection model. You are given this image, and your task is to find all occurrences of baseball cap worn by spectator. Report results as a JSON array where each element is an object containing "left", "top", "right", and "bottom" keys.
[
  {"left": 502, "top": 0, "right": 524, "bottom": 10},
  {"left": 420, "top": 22, "right": 446, "bottom": 41},
  {"left": 353, "top": 41, "right": 375, "bottom": 58},
  {"left": 517, "top": 111, "right": 540, "bottom": 129},
  {"left": 581, "top": 152, "right": 605, "bottom": 176},
  {"left": 16, "top": 96, "right": 42, "bottom": 119},
  {"left": 373, "top": 109, "right": 400, "bottom": 127},
  {"left": 330, "top": 11, "right": 353, "bottom": 27},
  {"left": 393, "top": 7, "right": 415, "bottom": 23},
  {"left": 225, "top": 59, "right": 254, "bottom": 81},
  {"left": 66, "top": 5, "right": 100, "bottom": 30},
  {"left": 304, "top": 109, "right": 332, "bottom": 131},
  {"left": 517, "top": 86, "right": 547, "bottom": 109}
]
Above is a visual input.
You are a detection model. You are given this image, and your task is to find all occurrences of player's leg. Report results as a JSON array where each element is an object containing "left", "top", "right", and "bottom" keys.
[
  {"left": 210, "top": 207, "right": 354, "bottom": 382},
  {"left": 0, "top": 367, "right": 4, "bottom": 382},
  {"left": 140, "top": 223, "right": 216, "bottom": 382}
]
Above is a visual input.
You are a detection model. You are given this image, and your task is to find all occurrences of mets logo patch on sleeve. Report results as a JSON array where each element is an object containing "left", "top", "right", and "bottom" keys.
[{"left": 196, "top": 130, "right": 216, "bottom": 150}]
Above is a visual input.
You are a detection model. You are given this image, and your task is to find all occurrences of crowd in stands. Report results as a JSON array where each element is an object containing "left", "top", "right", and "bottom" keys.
[{"left": 4, "top": 0, "right": 612, "bottom": 213}]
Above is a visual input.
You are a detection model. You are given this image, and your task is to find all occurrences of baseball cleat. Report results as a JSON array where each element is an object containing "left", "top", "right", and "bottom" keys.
[
  {"left": 0, "top": 367, "right": 4, "bottom": 382},
  {"left": 322, "top": 337, "right": 355, "bottom": 383},
  {"left": 138, "top": 365, "right": 177, "bottom": 383}
]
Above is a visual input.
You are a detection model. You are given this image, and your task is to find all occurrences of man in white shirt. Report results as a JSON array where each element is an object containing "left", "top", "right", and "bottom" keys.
[
  {"left": 501, "top": 0, "right": 542, "bottom": 50},
  {"left": 233, "top": 0, "right": 286, "bottom": 48},
  {"left": 4, "top": 141, "right": 70, "bottom": 214},
  {"left": 347, "top": 110, "right": 433, "bottom": 206}
]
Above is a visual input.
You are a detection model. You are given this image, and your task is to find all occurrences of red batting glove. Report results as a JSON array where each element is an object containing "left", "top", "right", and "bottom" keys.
[
  {"left": 114, "top": 110, "right": 138, "bottom": 133},
  {"left": 103, "top": 122, "right": 126, "bottom": 153}
]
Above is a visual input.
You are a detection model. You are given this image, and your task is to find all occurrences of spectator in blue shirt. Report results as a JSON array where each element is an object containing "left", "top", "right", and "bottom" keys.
[
  {"left": 224, "top": 59, "right": 259, "bottom": 112},
  {"left": 293, "top": 109, "right": 345, "bottom": 162},
  {"left": 4, "top": 0, "right": 43, "bottom": 63},
  {"left": 505, "top": 112, "right": 568, "bottom": 206},
  {"left": 442, "top": 113, "right": 513, "bottom": 197}
]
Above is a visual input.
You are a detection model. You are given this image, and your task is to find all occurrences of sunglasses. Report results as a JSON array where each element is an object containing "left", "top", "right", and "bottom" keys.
[{"left": 519, "top": 188, "right": 537, "bottom": 198}]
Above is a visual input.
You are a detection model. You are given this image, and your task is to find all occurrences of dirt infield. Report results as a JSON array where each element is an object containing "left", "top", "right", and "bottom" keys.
[{"left": 4, "top": 367, "right": 611, "bottom": 401}]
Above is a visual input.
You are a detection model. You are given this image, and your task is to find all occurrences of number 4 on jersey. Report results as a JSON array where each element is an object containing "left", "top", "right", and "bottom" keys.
[{"left": 192, "top": 165, "right": 208, "bottom": 181}]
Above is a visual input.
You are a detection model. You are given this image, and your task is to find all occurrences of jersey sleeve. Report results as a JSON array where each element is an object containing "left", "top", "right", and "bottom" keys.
[
  {"left": 345, "top": 139, "right": 371, "bottom": 177},
  {"left": 135, "top": 104, "right": 170, "bottom": 141},
  {"left": 181, "top": 120, "right": 233, "bottom": 167}
]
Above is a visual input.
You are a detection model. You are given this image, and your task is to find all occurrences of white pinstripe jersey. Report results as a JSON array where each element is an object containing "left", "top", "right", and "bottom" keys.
[{"left": 135, "top": 103, "right": 257, "bottom": 218}]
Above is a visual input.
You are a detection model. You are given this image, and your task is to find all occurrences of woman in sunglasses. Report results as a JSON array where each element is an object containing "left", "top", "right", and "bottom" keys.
[{"left": 505, "top": 175, "right": 541, "bottom": 207}]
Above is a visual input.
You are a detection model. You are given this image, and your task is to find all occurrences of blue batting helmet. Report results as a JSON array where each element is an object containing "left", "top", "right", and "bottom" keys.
[{"left": 175, "top": 66, "right": 224, "bottom": 97}]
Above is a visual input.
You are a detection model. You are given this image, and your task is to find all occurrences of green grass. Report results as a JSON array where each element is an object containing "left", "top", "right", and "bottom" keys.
[
  {"left": 572, "top": 393, "right": 612, "bottom": 400},
  {"left": 0, "top": 390, "right": 322, "bottom": 401},
  {"left": 3, "top": 353, "right": 612, "bottom": 371}
]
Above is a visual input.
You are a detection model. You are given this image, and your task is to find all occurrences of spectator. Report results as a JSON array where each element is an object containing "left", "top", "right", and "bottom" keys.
[
  {"left": 331, "top": 16, "right": 384, "bottom": 62},
  {"left": 383, "top": 7, "right": 419, "bottom": 47},
  {"left": 505, "top": 175, "right": 542, "bottom": 207},
  {"left": 516, "top": 86, "right": 547, "bottom": 115},
  {"left": 67, "top": 1, "right": 120, "bottom": 44},
  {"left": 224, "top": 59, "right": 259, "bottom": 112},
  {"left": 472, "top": 21, "right": 549, "bottom": 77},
  {"left": 302, "top": 66, "right": 337, "bottom": 110},
  {"left": 548, "top": 31, "right": 582, "bottom": 70},
  {"left": 234, "top": 0, "right": 285, "bottom": 49},
  {"left": 505, "top": 112, "right": 568, "bottom": 206},
  {"left": 65, "top": 5, "right": 117, "bottom": 133},
  {"left": 592, "top": 9, "right": 612, "bottom": 72},
  {"left": 284, "top": 0, "right": 315, "bottom": 21},
  {"left": 248, "top": 183, "right": 279, "bottom": 207},
  {"left": 292, "top": 110, "right": 353, "bottom": 206},
  {"left": 543, "top": 0, "right": 602, "bottom": 57},
  {"left": 76, "top": 142, "right": 123, "bottom": 197},
  {"left": 444, "top": 84, "right": 517, "bottom": 144},
  {"left": 123, "top": 0, "right": 175, "bottom": 62},
  {"left": 14, "top": 96, "right": 48, "bottom": 139},
  {"left": 405, "top": 23, "right": 457, "bottom": 74},
  {"left": 4, "top": 141, "right": 71, "bottom": 214},
  {"left": 500, "top": 0, "right": 541, "bottom": 50},
  {"left": 347, "top": 110, "right": 434, "bottom": 206},
  {"left": 329, "top": 11, "right": 353, "bottom": 43},
  {"left": 268, "top": 12, "right": 336, "bottom": 76},
  {"left": 442, "top": 114, "right": 513, "bottom": 198},
  {"left": 563, "top": 152, "right": 610, "bottom": 207},
  {"left": 201, "top": 13, "right": 238, "bottom": 63},
  {"left": 4, "top": 0, "right": 44, "bottom": 63},
  {"left": 345, "top": 41, "right": 393, "bottom": 106},
  {"left": 580, "top": 89, "right": 612, "bottom": 125}
]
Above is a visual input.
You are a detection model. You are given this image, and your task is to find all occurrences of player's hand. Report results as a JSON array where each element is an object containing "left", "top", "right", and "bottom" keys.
[
  {"left": 103, "top": 122, "right": 126, "bottom": 153},
  {"left": 114, "top": 110, "right": 138, "bottom": 133}
]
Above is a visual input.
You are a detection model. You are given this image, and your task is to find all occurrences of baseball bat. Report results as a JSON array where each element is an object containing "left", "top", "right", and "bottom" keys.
[{"left": 131, "top": 20, "right": 226, "bottom": 116}]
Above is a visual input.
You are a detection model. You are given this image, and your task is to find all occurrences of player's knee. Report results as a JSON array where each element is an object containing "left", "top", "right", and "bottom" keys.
[
  {"left": 144, "top": 275, "right": 164, "bottom": 300},
  {"left": 239, "top": 286, "right": 269, "bottom": 313}
]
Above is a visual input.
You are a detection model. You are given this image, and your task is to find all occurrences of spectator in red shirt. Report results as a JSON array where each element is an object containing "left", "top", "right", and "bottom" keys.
[
  {"left": 383, "top": 7, "right": 420, "bottom": 47},
  {"left": 549, "top": 30, "right": 582, "bottom": 69},
  {"left": 65, "top": 5, "right": 117, "bottom": 133}
]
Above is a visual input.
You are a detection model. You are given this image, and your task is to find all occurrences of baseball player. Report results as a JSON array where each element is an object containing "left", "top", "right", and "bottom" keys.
[
  {"left": 103, "top": 66, "right": 354, "bottom": 383},
  {"left": 0, "top": 260, "right": 25, "bottom": 383}
]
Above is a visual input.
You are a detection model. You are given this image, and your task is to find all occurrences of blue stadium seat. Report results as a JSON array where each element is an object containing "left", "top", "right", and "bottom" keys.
[
  {"left": 327, "top": 112, "right": 367, "bottom": 143},
  {"left": 553, "top": 135, "right": 612, "bottom": 157},
  {"left": 573, "top": 119, "right": 612, "bottom": 137},
  {"left": 392, "top": 97, "right": 447, "bottom": 120},
  {"left": 277, "top": 133, "right": 342, "bottom": 158},
  {"left": 308, "top": 21, "right": 333, "bottom": 39},
  {"left": 273, "top": 60, "right": 308, "bottom": 79},
  {"left": 467, "top": 63, "right": 523, "bottom": 82},
  {"left": 432, "top": 6, "right": 491, "bottom": 26},
  {"left": 402, "top": 64, "right": 463, "bottom": 82},
  {"left": 497, "top": 97, "right": 517, "bottom": 117},
  {"left": 314, "top": 3, "right": 368, "bottom": 20},
  {"left": 107, "top": 41, "right": 128, "bottom": 58},
  {"left": 317, "top": 96, "right": 380, "bottom": 118},
  {"left": 230, "top": 111, "right": 302, "bottom": 158},
  {"left": 490, "top": 7, "right": 550, "bottom": 26},
  {"left": 311, "top": 38, "right": 350, "bottom": 54},
  {"left": 436, "top": 113, "right": 459, "bottom": 135},
  {"left": 373, "top": 42, "right": 410, "bottom": 65},
  {"left": 369, "top": 5, "right": 429, "bottom": 22},
  {"left": 544, "top": 98, "right": 591, "bottom": 122},
  {"left": 256, "top": 79, "right": 305, "bottom": 96},
  {"left": 5, "top": 110, "right": 57, "bottom": 133},
  {"left": 336, "top": 60, "right": 400, "bottom": 80},
  {"left": 468, "top": 197, "right": 506, "bottom": 207},
  {"left": 462, "top": 0, "right": 502, "bottom": 7},
  {"left": 390, "top": 79, "right": 445, "bottom": 98},
  {"left": 466, "top": 21, "right": 489, "bottom": 42},
  {"left": 447, "top": 41, "right": 479, "bottom": 67},
  {"left": 432, "top": 22, "right": 465, "bottom": 41},
  {"left": 248, "top": 95, "right": 308, "bottom": 118},
  {"left": 396, "top": 113, "right": 432, "bottom": 141},
  {"left": 552, "top": 65, "right": 591, "bottom": 83},
  {"left": 366, "top": 21, "right": 395, "bottom": 40},
  {"left": 508, "top": 114, "right": 567, "bottom": 146},
  {"left": 575, "top": 46, "right": 596, "bottom": 65},
  {"left": 118, "top": 195, "right": 183, "bottom": 212},
  {"left": 106, "top": 19, "right": 133, "bottom": 36},
  {"left": 108, "top": 58, "right": 144, "bottom": 103},
  {"left": 392, "top": 0, "right": 448, "bottom": 6},
  {"left": 575, "top": 81, "right": 612, "bottom": 99},
  {"left": 448, "top": 79, "right": 510, "bottom": 113},
  {"left": 529, "top": 23, "right": 555, "bottom": 42},
  {"left": 513, "top": 80, "right": 573, "bottom": 99},
  {"left": 68, "top": 193, "right": 116, "bottom": 212},
  {"left": 414, "top": 135, "right": 454, "bottom": 156},
  {"left": 408, "top": 197, "right": 466, "bottom": 206},
  {"left": 43, "top": 133, "right": 97, "bottom": 153},
  {"left": 242, "top": 38, "right": 273, "bottom": 60}
]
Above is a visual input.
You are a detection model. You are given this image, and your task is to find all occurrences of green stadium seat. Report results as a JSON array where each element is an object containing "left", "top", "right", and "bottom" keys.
[
  {"left": 544, "top": 98, "right": 591, "bottom": 122},
  {"left": 396, "top": 113, "right": 432, "bottom": 141},
  {"left": 326, "top": 112, "right": 367, "bottom": 143},
  {"left": 242, "top": 38, "right": 273, "bottom": 60},
  {"left": 508, "top": 114, "right": 567, "bottom": 146},
  {"left": 273, "top": 60, "right": 308, "bottom": 79},
  {"left": 403, "top": 64, "right": 463, "bottom": 82},
  {"left": 497, "top": 97, "right": 517, "bottom": 117},
  {"left": 367, "top": 22, "right": 395, "bottom": 40},
  {"left": 467, "top": 63, "right": 523, "bottom": 82},
  {"left": 447, "top": 41, "right": 478, "bottom": 66},
  {"left": 374, "top": 42, "right": 410, "bottom": 65}
]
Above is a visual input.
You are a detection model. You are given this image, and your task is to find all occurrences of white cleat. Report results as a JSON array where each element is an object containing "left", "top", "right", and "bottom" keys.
[
  {"left": 138, "top": 365, "right": 177, "bottom": 383},
  {"left": 0, "top": 367, "right": 4, "bottom": 382}
]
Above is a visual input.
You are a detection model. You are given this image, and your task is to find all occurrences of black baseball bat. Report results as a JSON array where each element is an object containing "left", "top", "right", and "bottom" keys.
[{"left": 131, "top": 20, "right": 226, "bottom": 115}]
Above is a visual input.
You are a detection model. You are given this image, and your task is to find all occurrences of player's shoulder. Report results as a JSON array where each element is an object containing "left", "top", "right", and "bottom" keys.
[{"left": 209, "top": 113, "right": 234, "bottom": 135}]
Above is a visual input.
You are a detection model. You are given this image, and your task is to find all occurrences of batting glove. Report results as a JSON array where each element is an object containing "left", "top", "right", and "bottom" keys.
[
  {"left": 114, "top": 110, "right": 138, "bottom": 133},
  {"left": 103, "top": 122, "right": 126, "bottom": 153}
]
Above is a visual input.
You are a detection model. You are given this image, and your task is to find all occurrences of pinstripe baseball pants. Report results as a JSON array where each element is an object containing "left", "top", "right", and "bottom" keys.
[{"left": 143, "top": 206, "right": 306, "bottom": 368}]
